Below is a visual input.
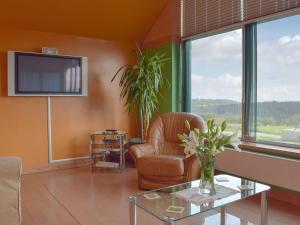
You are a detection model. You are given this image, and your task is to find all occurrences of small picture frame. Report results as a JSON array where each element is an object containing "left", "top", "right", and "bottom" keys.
[
  {"left": 166, "top": 205, "right": 185, "bottom": 214},
  {"left": 143, "top": 193, "right": 161, "bottom": 200}
]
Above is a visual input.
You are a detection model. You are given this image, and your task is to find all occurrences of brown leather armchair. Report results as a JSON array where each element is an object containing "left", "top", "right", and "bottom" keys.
[{"left": 129, "top": 112, "right": 205, "bottom": 190}]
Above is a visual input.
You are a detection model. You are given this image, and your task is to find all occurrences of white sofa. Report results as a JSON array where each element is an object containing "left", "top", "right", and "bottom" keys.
[{"left": 0, "top": 157, "right": 22, "bottom": 225}]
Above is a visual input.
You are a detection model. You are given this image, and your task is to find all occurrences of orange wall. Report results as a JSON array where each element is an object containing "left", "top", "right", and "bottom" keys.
[
  {"left": 0, "top": 28, "right": 137, "bottom": 169},
  {"left": 142, "top": 0, "right": 181, "bottom": 48}
]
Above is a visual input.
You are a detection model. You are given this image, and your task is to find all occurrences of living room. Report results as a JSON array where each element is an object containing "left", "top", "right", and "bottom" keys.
[{"left": 0, "top": 0, "right": 300, "bottom": 225}]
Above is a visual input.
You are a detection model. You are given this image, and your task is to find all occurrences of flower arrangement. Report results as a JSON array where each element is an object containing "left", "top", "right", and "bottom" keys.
[{"left": 178, "top": 119, "right": 240, "bottom": 194}]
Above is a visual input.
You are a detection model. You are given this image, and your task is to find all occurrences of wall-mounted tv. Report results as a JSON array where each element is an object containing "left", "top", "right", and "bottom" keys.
[{"left": 8, "top": 51, "right": 88, "bottom": 96}]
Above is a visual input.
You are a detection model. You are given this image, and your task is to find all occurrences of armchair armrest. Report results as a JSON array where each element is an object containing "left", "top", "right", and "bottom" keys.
[
  {"left": 184, "top": 154, "right": 201, "bottom": 182},
  {"left": 129, "top": 143, "right": 156, "bottom": 164}
]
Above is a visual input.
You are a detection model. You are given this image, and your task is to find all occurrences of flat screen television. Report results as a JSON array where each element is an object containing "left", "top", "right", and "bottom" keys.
[{"left": 8, "top": 51, "right": 88, "bottom": 96}]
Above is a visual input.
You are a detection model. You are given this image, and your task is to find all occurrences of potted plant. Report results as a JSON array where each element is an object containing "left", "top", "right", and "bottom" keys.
[
  {"left": 178, "top": 119, "right": 240, "bottom": 194},
  {"left": 111, "top": 46, "right": 169, "bottom": 141}
]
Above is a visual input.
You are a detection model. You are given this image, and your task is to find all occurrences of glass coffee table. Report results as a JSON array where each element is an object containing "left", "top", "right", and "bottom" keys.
[{"left": 129, "top": 174, "right": 270, "bottom": 225}]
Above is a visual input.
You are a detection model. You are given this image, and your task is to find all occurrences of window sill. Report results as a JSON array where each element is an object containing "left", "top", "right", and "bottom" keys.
[{"left": 238, "top": 142, "right": 300, "bottom": 160}]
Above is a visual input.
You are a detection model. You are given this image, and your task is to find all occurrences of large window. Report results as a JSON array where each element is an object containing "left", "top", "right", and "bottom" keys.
[
  {"left": 256, "top": 14, "right": 300, "bottom": 145},
  {"left": 188, "top": 14, "right": 300, "bottom": 148},
  {"left": 191, "top": 29, "right": 243, "bottom": 135}
]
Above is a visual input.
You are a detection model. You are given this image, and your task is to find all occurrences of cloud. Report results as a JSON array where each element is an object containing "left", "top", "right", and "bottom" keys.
[
  {"left": 278, "top": 35, "right": 291, "bottom": 44},
  {"left": 191, "top": 30, "right": 242, "bottom": 64},
  {"left": 278, "top": 35, "right": 300, "bottom": 45},
  {"left": 256, "top": 34, "right": 300, "bottom": 101},
  {"left": 191, "top": 29, "right": 300, "bottom": 102},
  {"left": 259, "top": 34, "right": 300, "bottom": 66},
  {"left": 192, "top": 73, "right": 242, "bottom": 101},
  {"left": 191, "top": 30, "right": 243, "bottom": 102}
]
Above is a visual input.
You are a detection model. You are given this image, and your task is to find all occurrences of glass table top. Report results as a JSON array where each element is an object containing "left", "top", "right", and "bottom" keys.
[{"left": 129, "top": 174, "right": 270, "bottom": 222}]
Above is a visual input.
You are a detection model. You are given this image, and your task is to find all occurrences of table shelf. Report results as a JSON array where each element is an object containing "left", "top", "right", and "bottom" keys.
[{"left": 89, "top": 130, "right": 127, "bottom": 171}]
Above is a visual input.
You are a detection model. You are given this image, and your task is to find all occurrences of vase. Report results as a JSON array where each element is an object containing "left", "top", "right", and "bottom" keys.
[{"left": 197, "top": 154, "right": 216, "bottom": 194}]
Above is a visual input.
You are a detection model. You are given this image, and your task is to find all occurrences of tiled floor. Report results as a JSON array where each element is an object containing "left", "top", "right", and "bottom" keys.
[{"left": 21, "top": 167, "right": 300, "bottom": 225}]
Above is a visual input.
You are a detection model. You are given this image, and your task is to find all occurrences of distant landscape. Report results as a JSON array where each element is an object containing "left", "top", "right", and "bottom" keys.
[{"left": 191, "top": 99, "right": 300, "bottom": 145}]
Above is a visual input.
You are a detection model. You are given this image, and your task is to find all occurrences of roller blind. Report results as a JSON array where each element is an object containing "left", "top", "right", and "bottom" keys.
[
  {"left": 182, "top": 0, "right": 300, "bottom": 39},
  {"left": 244, "top": 0, "right": 300, "bottom": 20},
  {"left": 181, "top": 0, "right": 242, "bottom": 38}
]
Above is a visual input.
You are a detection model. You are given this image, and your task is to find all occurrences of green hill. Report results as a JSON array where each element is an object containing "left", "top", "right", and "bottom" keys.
[{"left": 192, "top": 99, "right": 300, "bottom": 126}]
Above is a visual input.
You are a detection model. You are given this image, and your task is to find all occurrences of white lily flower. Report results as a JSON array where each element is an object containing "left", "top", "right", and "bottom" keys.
[{"left": 230, "top": 130, "right": 241, "bottom": 152}]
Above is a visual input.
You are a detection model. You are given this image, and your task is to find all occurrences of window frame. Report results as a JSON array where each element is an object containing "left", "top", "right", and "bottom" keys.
[{"left": 185, "top": 13, "right": 300, "bottom": 150}]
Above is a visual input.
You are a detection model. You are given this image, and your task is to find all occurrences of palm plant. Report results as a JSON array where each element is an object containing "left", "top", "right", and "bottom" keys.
[{"left": 111, "top": 46, "right": 169, "bottom": 141}]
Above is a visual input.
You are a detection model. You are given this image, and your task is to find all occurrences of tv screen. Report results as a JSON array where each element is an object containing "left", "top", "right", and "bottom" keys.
[{"left": 8, "top": 51, "right": 88, "bottom": 96}]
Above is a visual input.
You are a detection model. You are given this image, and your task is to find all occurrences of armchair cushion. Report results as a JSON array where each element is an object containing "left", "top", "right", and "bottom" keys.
[
  {"left": 137, "top": 155, "right": 185, "bottom": 177},
  {"left": 132, "top": 112, "right": 205, "bottom": 189}
]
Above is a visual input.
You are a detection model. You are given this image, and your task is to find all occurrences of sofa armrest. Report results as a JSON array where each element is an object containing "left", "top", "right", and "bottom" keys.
[
  {"left": 0, "top": 157, "right": 22, "bottom": 178},
  {"left": 184, "top": 154, "right": 201, "bottom": 182},
  {"left": 129, "top": 143, "right": 156, "bottom": 164},
  {"left": 0, "top": 157, "right": 22, "bottom": 225}
]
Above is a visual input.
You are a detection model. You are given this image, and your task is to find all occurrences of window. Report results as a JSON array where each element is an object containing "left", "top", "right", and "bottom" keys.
[
  {"left": 256, "top": 14, "right": 300, "bottom": 146},
  {"left": 187, "top": 14, "right": 300, "bottom": 148},
  {"left": 190, "top": 29, "right": 243, "bottom": 135}
]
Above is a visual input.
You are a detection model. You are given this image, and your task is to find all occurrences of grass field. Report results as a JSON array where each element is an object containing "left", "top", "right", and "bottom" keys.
[
  {"left": 193, "top": 113, "right": 300, "bottom": 145},
  {"left": 257, "top": 125, "right": 300, "bottom": 135},
  {"left": 191, "top": 99, "right": 300, "bottom": 146}
]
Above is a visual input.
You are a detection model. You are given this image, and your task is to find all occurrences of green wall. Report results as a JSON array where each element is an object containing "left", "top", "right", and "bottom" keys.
[{"left": 145, "top": 43, "right": 181, "bottom": 117}]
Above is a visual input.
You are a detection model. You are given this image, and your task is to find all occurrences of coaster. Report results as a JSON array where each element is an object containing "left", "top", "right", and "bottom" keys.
[
  {"left": 215, "top": 176, "right": 229, "bottom": 182},
  {"left": 166, "top": 205, "right": 185, "bottom": 214},
  {"left": 238, "top": 185, "right": 254, "bottom": 190},
  {"left": 143, "top": 193, "right": 161, "bottom": 200}
]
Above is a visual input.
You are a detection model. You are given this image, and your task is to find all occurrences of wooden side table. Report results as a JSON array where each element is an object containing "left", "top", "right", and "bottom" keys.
[{"left": 89, "top": 130, "right": 127, "bottom": 171}]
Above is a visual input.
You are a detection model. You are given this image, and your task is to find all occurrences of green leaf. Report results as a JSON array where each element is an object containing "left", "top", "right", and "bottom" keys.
[
  {"left": 185, "top": 120, "right": 191, "bottom": 130},
  {"left": 111, "top": 44, "right": 170, "bottom": 138},
  {"left": 221, "top": 121, "right": 226, "bottom": 131}
]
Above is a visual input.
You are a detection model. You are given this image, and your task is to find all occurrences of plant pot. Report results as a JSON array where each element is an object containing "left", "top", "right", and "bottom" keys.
[{"left": 196, "top": 154, "right": 216, "bottom": 194}]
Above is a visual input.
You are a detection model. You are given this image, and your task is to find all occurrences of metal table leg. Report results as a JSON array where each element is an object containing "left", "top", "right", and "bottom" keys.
[
  {"left": 164, "top": 216, "right": 175, "bottom": 225},
  {"left": 119, "top": 134, "right": 125, "bottom": 170},
  {"left": 240, "top": 219, "right": 248, "bottom": 225},
  {"left": 129, "top": 196, "right": 137, "bottom": 225},
  {"left": 261, "top": 191, "right": 268, "bottom": 225},
  {"left": 89, "top": 134, "right": 93, "bottom": 171},
  {"left": 221, "top": 207, "right": 226, "bottom": 225}
]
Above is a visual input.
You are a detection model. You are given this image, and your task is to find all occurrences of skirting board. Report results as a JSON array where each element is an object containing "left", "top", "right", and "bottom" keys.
[{"left": 23, "top": 158, "right": 91, "bottom": 175}]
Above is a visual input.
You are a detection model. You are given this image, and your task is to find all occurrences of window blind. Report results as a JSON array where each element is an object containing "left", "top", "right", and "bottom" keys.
[
  {"left": 181, "top": 0, "right": 300, "bottom": 39},
  {"left": 244, "top": 0, "right": 300, "bottom": 21},
  {"left": 181, "top": 0, "right": 242, "bottom": 38}
]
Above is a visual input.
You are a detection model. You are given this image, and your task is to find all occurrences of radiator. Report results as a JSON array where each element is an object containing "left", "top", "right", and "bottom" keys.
[{"left": 216, "top": 149, "right": 300, "bottom": 192}]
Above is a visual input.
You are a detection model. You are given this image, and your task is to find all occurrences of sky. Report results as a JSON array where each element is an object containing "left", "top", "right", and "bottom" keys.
[{"left": 191, "top": 14, "right": 300, "bottom": 102}]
